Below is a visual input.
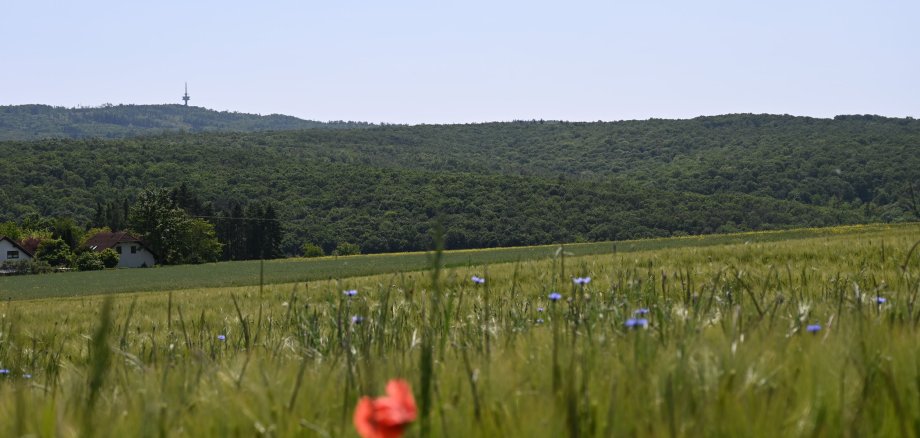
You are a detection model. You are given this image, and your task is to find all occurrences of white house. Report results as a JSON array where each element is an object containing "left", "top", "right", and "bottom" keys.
[
  {"left": 0, "top": 236, "right": 34, "bottom": 263},
  {"left": 85, "top": 231, "right": 157, "bottom": 268}
]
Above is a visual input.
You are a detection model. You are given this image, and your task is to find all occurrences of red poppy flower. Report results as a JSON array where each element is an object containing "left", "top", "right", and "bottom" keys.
[{"left": 354, "top": 379, "right": 417, "bottom": 438}]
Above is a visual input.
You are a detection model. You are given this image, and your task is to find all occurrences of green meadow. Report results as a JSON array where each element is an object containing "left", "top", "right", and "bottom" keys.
[
  {"left": 0, "top": 224, "right": 900, "bottom": 300},
  {"left": 0, "top": 222, "right": 919, "bottom": 436}
]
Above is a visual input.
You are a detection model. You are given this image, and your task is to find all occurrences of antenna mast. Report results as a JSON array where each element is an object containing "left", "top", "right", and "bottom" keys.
[{"left": 182, "top": 83, "right": 190, "bottom": 106}]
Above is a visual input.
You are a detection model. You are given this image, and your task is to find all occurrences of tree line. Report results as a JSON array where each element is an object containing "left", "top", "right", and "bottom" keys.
[
  {"left": 106, "top": 184, "right": 286, "bottom": 263},
  {"left": 0, "top": 104, "right": 374, "bottom": 141},
  {"left": 1, "top": 184, "right": 291, "bottom": 275},
  {"left": 1, "top": 114, "right": 918, "bottom": 260}
]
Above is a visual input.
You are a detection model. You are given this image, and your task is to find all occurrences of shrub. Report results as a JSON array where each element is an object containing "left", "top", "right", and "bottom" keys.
[
  {"left": 333, "top": 242, "right": 361, "bottom": 256},
  {"left": 0, "top": 260, "right": 53, "bottom": 275},
  {"left": 1, "top": 260, "right": 31, "bottom": 275},
  {"left": 75, "top": 252, "right": 105, "bottom": 271},
  {"left": 100, "top": 248, "right": 120, "bottom": 268},
  {"left": 29, "top": 260, "right": 54, "bottom": 274},
  {"left": 302, "top": 243, "right": 325, "bottom": 258},
  {"left": 36, "top": 238, "right": 74, "bottom": 267}
]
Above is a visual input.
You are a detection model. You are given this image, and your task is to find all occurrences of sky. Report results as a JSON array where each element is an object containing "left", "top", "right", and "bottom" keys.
[{"left": 1, "top": 0, "right": 917, "bottom": 124}]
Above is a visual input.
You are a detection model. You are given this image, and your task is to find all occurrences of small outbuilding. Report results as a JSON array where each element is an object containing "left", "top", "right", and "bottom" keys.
[{"left": 85, "top": 231, "right": 156, "bottom": 268}]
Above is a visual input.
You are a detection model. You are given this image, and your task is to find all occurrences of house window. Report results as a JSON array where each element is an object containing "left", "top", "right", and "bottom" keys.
[
  {"left": 6, "top": 250, "right": 18, "bottom": 259},
  {"left": 131, "top": 246, "right": 138, "bottom": 254},
  {"left": 116, "top": 246, "right": 122, "bottom": 254}
]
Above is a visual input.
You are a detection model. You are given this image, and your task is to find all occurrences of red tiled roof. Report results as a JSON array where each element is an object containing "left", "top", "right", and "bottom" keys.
[
  {"left": 19, "top": 237, "right": 41, "bottom": 256},
  {"left": 84, "top": 231, "right": 144, "bottom": 252}
]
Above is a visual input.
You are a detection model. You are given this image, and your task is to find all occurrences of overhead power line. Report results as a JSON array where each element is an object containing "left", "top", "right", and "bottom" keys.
[{"left": 189, "top": 215, "right": 306, "bottom": 224}]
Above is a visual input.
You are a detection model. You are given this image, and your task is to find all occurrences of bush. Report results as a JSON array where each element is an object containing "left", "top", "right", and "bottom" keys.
[
  {"left": 75, "top": 252, "right": 105, "bottom": 271},
  {"left": 302, "top": 243, "right": 325, "bottom": 258},
  {"left": 36, "top": 238, "right": 73, "bottom": 267},
  {"left": 0, "top": 260, "right": 53, "bottom": 275},
  {"left": 1, "top": 260, "right": 31, "bottom": 275},
  {"left": 333, "top": 242, "right": 361, "bottom": 257},
  {"left": 29, "top": 260, "right": 54, "bottom": 274},
  {"left": 100, "top": 248, "right": 120, "bottom": 268}
]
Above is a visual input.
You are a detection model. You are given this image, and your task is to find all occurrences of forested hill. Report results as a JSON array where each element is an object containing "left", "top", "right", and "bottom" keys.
[
  {"left": 0, "top": 104, "right": 372, "bottom": 140},
  {"left": 240, "top": 113, "right": 916, "bottom": 208},
  {"left": 0, "top": 113, "right": 917, "bottom": 256}
]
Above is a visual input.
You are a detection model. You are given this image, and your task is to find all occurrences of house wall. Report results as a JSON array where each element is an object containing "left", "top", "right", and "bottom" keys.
[
  {"left": 114, "top": 242, "right": 156, "bottom": 268},
  {"left": 0, "top": 239, "right": 32, "bottom": 262}
]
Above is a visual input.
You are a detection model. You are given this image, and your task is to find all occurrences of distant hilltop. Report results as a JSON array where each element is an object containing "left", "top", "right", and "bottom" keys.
[{"left": 0, "top": 104, "right": 374, "bottom": 141}]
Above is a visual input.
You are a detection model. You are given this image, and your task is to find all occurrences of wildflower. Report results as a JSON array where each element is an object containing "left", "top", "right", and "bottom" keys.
[
  {"left": 354, "top": 379, "right": 417, "bottom": 438},
  {"left": 806, "top": 324, "right": 821, "bottom": 333},
  {"left": 537, "top": 307, "right": 545, "bottom": 313},
  {"left": 876, "top": 297, "right": 887, "bottom": 304},
  {"left": 471, "top": 275, "right": 485, "bottom": 284},
  {"left": 217, "top": 334, "right": 226, "bottom": 341},
  {"left": 352, "top": 315, "right": 365, "bottom": 325},
  {"left": 624, "top": 318, "right": 649, "bottom": 329},
  {"left": 344, "top": 289, "right": 358, "bottom": 297},
  {"left": 548, "top": 292, "right": 562, "bottom": 302},
  {"left": 0, "top": 369, "right": 9, "bottom": 375},
  {"left": 573, "top": 277, "right": 591, "bottom": 285},
  {"left": 634, "top": 308, "right": 650, "bottom": 315},
  {"left": 22, "top": 374, "right": 31, "bottom": 379},
  {"left": 536, "top": 318, "right": 544, "bottom": 324}
]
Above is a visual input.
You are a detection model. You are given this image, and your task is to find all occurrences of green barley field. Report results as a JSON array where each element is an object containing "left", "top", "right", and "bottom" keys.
[
  {"left": 0, "top": 223, "right": 919, "bottom": 436},
  {"left": 0, "top": 225, "right": 898, "bottom": 300}
]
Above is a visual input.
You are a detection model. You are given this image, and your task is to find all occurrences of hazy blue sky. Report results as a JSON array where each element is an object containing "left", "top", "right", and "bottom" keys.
[{"left": 2, "top": 0, "right": 917, "bottom": 123}]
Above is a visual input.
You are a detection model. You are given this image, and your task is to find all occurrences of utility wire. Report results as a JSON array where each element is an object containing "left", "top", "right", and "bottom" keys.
[{"left": 189, "top": 215, "right": 306, "bottom": 224}]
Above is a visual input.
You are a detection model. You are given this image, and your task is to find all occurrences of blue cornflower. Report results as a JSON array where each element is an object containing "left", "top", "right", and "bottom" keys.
[
  {"left": 876, "top": 297, "right": 887, "bottom": 304},
  {"left": 634, "top": 308, "right": 650, "bottom": 315},
  {"left": 0, "top": 369, "right": 9, "bottom": 375},
  {"left": 343, "top": 289, "right": 358, "bottom": 297},
  {"left": 471, "top": 275, "right": 485, "bottom": 284},
  {"left": 548, "top": 292, "right": 562, "bottom": 302},
  {"left": 536, "top": 318, "right": 545, "bottom": 324},
  {"left": 625, "top": 318, "right": 649, "bottom": 329},
  {"left": 351, "top": 315, "right": 364, "bottom": 325},
  {"left": 217, "top": 334, "right": 226, "bottom": 341},
  {"left": 573, "top": 277, "right": 591, "bottom": 285},
  {"left": 537, "top": 307, "right": 545, "bottom": 313},
  {"left": 806, "top": 324, "right": 821, "bottom": 333}
]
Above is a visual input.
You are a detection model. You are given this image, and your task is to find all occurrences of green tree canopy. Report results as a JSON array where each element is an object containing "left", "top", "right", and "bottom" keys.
[
  {"left": 35, "top": 238, "right": 73, "bottom": 267},
  {"left": 128, "top": 188, "right": 221, "bottom": 265}
]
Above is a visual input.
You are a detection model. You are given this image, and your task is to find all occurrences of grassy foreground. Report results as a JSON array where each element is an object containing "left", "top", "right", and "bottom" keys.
[{"left": 0, "top": 223, "right": 918, "bottom": 436}]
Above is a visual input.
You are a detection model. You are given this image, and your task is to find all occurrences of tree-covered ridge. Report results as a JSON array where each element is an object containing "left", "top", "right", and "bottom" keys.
[
  {"left": 0, "top": 104, "right": 373, "bottom": 140},
  {"left": 0, "top": 138, "right": 865, "bottom": 256},
  {"left": 238, "top": 113, "right": 916, "bottom": 209},
  {"left": 8, "top": 112, "right": 911, "bottom": 211},
  {"left": 0, "top": 113, "right": 916, "bottom": 256}
]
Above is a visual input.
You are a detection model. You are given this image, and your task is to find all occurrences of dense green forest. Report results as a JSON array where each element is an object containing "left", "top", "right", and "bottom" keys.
[
  {"left": 0, "top": 104, "right": 372, "bottom": 140},
  {"left": 1, "top": 112, "right": 917, "bottom": 256}
]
